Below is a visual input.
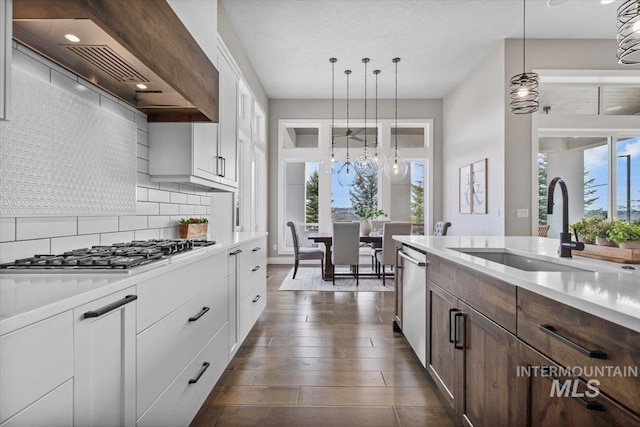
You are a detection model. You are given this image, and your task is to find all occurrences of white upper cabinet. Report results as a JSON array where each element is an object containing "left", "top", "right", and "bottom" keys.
[
  {"left": 0, "top": 0, "right": 12, "bottom": 121},
  {"left": 237, "top": 79, "right": 253, "bottom": 139},
  {"left": 217, "top": 46, "right": 239, "bottom": 188}
]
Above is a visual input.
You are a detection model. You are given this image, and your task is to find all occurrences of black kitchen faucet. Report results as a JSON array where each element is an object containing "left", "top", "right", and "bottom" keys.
[{"left": 546, "top": 177, "right": 585, "bottom": 258}]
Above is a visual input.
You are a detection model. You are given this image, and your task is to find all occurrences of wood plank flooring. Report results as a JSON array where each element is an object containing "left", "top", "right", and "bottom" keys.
[{"left": 190, "top": 265, "right": 459, "bottom": 427}]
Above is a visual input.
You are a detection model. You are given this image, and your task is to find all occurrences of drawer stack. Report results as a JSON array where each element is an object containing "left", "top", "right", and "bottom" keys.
[{"left": 237, "top": 237, "right": 267, "bottom": 343}]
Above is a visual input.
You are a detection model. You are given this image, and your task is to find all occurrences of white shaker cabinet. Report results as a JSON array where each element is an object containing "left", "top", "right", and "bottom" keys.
[
  {"left": 216, "top": 47, "right": 239, "bottom": 188},
  {"left": 0, "top": 0, "right": 11, "bottom": 121},
  {"left": 74, "top": 288, "right": 137, "bottom": 427},
  {"left": 227, "top": 246, "right": 242, "bottom": 359}
]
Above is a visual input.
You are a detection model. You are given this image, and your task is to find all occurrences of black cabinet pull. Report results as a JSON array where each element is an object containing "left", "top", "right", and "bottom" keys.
[
  {"left": 216, "top": 156, "right": 223, "bottom": 177},
  {"left": 83, "top": 295, "right": 137, "bottom": 318},
  {"left": 448, "top": 308, "right": 460, "bottom": 343},
  {"left": 252, "top": 295, "right": 261, "bottom": 303},
  {"left": 543, "top": 375, "right": 605, "bottom": 411},
  {"left": 252, "top": 265, "right": 261, "bottom": 272},
  {"left": 229, "top": 249, "right": 242, "bottom": 256},
  {"left": 252, "top": 247, "right": 261, "bottom": 252},
  {"left": 188, "top": 362, "right": 210, "bottom": 384},
  {"left": 538, "top": 324, "right": 607, "bottom": 359},
  {"left": 454, "top": 312, "right": 465, "bottom": 350},
  {"left": 221, "top": 157, "right": 226, "bottom": 177},
  {"left": 188, "top": 306, "right": 210, "bottom": 322}
]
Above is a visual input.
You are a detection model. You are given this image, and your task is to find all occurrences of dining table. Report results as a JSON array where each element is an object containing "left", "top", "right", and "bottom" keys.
[{"left": 307, "top": 233, "right": 382, "bottom": 280}]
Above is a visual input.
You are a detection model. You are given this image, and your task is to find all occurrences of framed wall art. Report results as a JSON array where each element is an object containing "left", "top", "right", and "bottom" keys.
[
  {"left": 471, "top": 158, "right": 487, "bottom": 214},
  {"left": 459, "top": 164, "right": 472, "bottom": 214}
]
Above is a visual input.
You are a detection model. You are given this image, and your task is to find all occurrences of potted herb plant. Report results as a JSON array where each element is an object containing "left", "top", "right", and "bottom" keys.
[
  {"left": 595, "top": 220, "right": 617, "bottom": 247},
  {"left": 570, "top": 217, "right": 600, "bottom": 244},
  {"left": 178, "top": 217, "right": 209, "bottom": 239},
  {"left": 606, "top": 221, "right": 640, "bottom": 249},
  {"left": 354, "top": 206, "right": 387, "bottom": 236}
]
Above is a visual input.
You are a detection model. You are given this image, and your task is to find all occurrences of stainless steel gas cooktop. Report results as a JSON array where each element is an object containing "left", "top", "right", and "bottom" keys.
[{"left": 0, "top": 239, "right": 216, "bottom": 273}]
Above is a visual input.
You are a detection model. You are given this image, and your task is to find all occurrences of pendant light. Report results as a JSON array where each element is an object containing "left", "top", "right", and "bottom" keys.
[
  {"left": 372, "top": 68, "right": 387, "bottom": 170},
  {"left": 336, "top": 69, "right": 358, "bottom": 187},
  {"left": 355, "top": 58, "right": 377, "bottom": 178},
  {"left": 617, "top": 0, "right": 640, "bottom": 65},
  {"left": 509, "top": 0, "right": 539, "bottom": 114},
  {"left": 383, "top": 58, "right": 409, "bottom": 182},
  {"left": 320, "top": 58, "right": 339, "bottom": 175}
]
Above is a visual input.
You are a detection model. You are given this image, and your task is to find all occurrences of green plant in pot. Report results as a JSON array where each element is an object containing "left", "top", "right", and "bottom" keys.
[
  {"left": 178, "top": 217, "right": 209, "bottom": 238},
  {"left": 570, "top": 217, "right": 600, "bottom": 244},
  {"left": 595, "top": 220, "right": 617, "bottom": 247},
  {"left": 606, "top": 221, "right": 640, "bottom": 249},
  {"left": 354, "top": 207, "right": 387, "bottom": 236}
]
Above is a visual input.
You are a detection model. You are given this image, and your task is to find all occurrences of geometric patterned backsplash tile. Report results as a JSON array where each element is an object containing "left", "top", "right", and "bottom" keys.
[{"left": 0, "top": 69, "right": 137, "bottom": 216}]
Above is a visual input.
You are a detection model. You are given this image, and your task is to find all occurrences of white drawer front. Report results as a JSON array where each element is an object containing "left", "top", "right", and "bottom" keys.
[
  {"left": 0, "top": 380, "right": 73, "bottom": 427},
  {"left": 137, "top": 252, "right": 225, "bottom": 332},
  {"left": 239, "top": 281, "right": 267, "bottom": 344},
  {"left": 241, "top": 237, "right": 266, "bottom": 268},
  {"left": 137, "top": 323, "right": 229, "bottom": 427},
  {"left": 137, "top": 278, "right": 228, "bottom": 417},
  {"left": 0, "top": 312, "right": 73, "bottom": 423},
  {"left": 238, "top": 257, "right": 266, "bottom": 304}
]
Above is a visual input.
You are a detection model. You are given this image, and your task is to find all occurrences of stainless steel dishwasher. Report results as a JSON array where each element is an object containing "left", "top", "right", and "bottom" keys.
[{"left": 396, "top": 244, "right": 427, "bottom": 367}]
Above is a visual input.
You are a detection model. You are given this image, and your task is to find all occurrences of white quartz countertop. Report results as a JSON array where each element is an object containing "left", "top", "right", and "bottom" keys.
[
  {"left": 393, "top": 236, "right": 640, "bottom": 333},
  {"left": 0, "top": 232, "right": 266, "bottom": 335}
]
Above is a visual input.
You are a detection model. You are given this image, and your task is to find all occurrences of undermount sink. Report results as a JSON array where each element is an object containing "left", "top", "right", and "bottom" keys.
[{"left": 456, "top": 250, "right": 592, "bottom": 273}]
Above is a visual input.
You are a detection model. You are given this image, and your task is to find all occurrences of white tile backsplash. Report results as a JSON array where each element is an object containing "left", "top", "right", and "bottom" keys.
[
  {"left": 134, "top": 228, "right": 160, "bottom": 240},
  {"left": 78, "top": 217, "right": 119, "bottom": 235},
  {"left": 100, "top": 231, "right": 135, "bottom": 245},
  {"left": 159, "top": 227, "right": 179, "bottom": 239},
  {"left": 119, "top": 216, "right": 148, "bottom": 231},
  {"left": 137, "top": 188, "right": 149, "bottom": 202},
  {"left": 159, "top": 203, "right": 180, "bottom": 215},
  {"left": 100, "top": 96, "right": 135, "bottom": 121},
  {"left": 187, "top": 195, "right": 201, "bottom": 205},
  {"left": 0, "top": 239, "right": 50, "bottom": 264},
  {"left": 160, "top": 183, "right": 180, "bottom": 192},
  {"left": 51, "top": 234, "right": 100, "bottom": 254},
  {"left": 148, "top": 189, "right": 171, "bottom": 203},
  {"left": 16, "top": 217, "right": 77, "bottom": 240},
  {"left": 137, "top": 130, "right": 148, "bottom": 146},
  {"left": 0, "top": 218, "right": 16, "bottom": 242},
  {"left": 135, "top": 114, "right": 149, "bottom": 133},
  {"left": 179, "top": 205, "right": 195, "bottom": 215},
  {"left": 148, "top": 216, "right": 173, "bottom": 229},
  {"left": 137, "top": 173, "right": 159, "bottom": 189},
  {"left": 194, "top": 206, "right": 207, "bottom": 215},
  {"left": 136, "top": 201, "right": 160, "bottom": 216},
  {"left": 51, "top": 70, "right": 100, "bottom": 106},
  {"left": 12, "top": 48, "right": 50, "bottom": 82},
  {"left": 137, "top": 143, "right": 149, "bottom": 160},
  {"left": 170, "top": 192, "right": 188, "bottom": 204},
  {"left": 137, "top": 158, "right": 149, "bottom": 174}
]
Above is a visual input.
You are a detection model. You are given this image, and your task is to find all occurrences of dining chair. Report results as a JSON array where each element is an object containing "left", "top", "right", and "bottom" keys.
[
  {"left": 375, "top": 222, "right": 412, "bottom": 285},
  {"left": 433, "top": 221, "right": 452, "bottom": 236},
  {"left": 331, "top": 222, "right": 361, "bottom": 286},
  {"left": 286, "top": 221, "right": 324, "bottom": 279},
  {"left": 369, "top": 220, "right": 388, "bottom": 271}
]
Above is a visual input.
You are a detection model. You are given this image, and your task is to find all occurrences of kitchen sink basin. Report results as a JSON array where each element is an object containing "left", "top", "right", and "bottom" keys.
[{"left": 456, "top": 250, "right": 592, "bottom": 273}]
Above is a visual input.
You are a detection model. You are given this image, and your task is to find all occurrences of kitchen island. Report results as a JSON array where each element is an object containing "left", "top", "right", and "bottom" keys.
[
  {"left": 393, "top": 235, "right": 640, "bottom": 427},
  {"left": 0, "top": 232, "right": 267, "bottom": 427}
]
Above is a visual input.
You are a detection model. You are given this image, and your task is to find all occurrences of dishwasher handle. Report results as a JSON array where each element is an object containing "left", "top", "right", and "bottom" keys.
[{"left": 398, "top": 251, "right": 427, "bottom": 267}]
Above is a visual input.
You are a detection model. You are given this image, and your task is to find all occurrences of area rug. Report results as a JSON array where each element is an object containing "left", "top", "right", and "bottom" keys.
[{"left": 278, "top": 267, "right": 394, "bottom": 292}]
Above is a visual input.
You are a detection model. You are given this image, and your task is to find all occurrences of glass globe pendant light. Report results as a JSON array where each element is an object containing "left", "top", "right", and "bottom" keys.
[
  {"left": 355, "top": 58, "right": 378, "bottom": 178},
  {"left": 372, "top": 69, "right": 387, "bottom": 170},
  {"left": 336, "top": 69, "right": 358, "bottom": 187},
  {"left": 383, "top": 58, "right": 409, "bottom": 182},
  {"left": 320, "top": 58, "right": 339, "bottom": 174}
]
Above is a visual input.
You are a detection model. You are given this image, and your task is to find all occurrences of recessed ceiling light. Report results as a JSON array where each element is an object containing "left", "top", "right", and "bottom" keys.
[
  {"left": 600, "top": 0, "right": 615, "bottom": 4},
  {"left": 64, "top": 34, "right": 81, "bottom": 43},
  {"left": 547, "top": 0, "right": 571, "bottom": 7},
  {"left": 606, "top": 105, "right": 623, "bottom": 112},
  {"left": 136, "top": 83, "right": 148, "bottom": 90}
]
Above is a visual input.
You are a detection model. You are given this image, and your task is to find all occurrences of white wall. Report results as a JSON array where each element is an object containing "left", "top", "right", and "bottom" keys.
[
  {"left": 268, "top": 99, "right": 443, "bottom": 260},
  {"left": 443, "top": 43, "right": 506, "bottom": 236},
  {"left": 0, "top": 45, "right": 213, "bottom": 263}
]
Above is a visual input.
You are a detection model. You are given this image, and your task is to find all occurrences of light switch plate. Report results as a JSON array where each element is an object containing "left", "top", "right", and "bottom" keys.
[{"left": 517, "top": 209, "right": 529, "bottom": 218}]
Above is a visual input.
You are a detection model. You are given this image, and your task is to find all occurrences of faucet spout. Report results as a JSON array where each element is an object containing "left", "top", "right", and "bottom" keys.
[{"left": 546, "top": 177, "right": 584, "bottom": 257}]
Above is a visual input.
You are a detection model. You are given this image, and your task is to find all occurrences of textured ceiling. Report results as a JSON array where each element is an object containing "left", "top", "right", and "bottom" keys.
[{"left": 221, "top": 0, "right": 625, "bottom": 100}]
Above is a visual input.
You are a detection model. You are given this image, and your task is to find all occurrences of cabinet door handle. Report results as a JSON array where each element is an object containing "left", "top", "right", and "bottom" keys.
[
  {"left": 538, "top": 324, "right": 607, "bottom": 359},
  {"left": 188, "top": 306, "right": 210, "bottom": 322},
  {"left": 216, "top": 156, "right": 223, "bottom": 176},
  {"left": 83, "top": 295, "right": 137, "bottom": 318},
  {"left": 221, "top": 157, "right": 226, "bottom": 177},
  {"left": 543, "top": 375, "right": 605, "bottom": 411},
  {"left": 252, "top": 295, "right": 261, "bottom": 303},
  {"left": 188, "top": 362, "right": 210, "bottom": 384},
  {"left": 252, "top": 247, "right": 261, "bottom": 252},
  {"left": 229, "top": 249, "right": 242, "bottom": 256},
  {"left": 448, "top": 308, "right": 460, "bottom": 343},
  {"left": 398, "top": 251, "right": 427, "bottom": 267},
  {"left": 252, "top": 265, "right": 261, "bottom": 272},
  {"left": 454, "top": 312, "right": 465, "bottom": 350}
]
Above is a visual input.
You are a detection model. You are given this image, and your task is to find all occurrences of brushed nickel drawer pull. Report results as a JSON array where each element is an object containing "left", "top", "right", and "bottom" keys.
[
  {"left": 543, "top": 375, "right": 605, "bottom": 411},
  {"left": 252, "top": 295, "right": 261, "bottom": 303},
  {"left": 252, "top": 265, "right": 261, "bottom": 272},
  {"left": 398, "top": 251, "right": 427, "bottom": 267},
  {"left": 83, "top": 295, "right": 137, "bottom": 318},
  {"left": 188, "top": 362, "right": 210, "bottom": 384},
  {"left": 188, "top": 306, "right": 210, "bottom": 322},
  {"left": 538, "top": 324, "right": 607, "bottom": 359}
]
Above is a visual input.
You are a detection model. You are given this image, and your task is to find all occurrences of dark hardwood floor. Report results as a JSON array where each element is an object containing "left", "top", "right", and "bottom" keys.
[{"left": 191, "top": 265, "right": 459, "bottom": 427}]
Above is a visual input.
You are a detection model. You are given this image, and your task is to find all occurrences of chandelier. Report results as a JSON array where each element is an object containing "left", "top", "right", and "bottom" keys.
[
  {"left": 383, "top": 58, "right": 409, "bottom": 181},
  {"left": 355, "top": 58, "right": 378, "bottom": 178},
  {"left": 617, "top": 0, "right": 640, "bottom": 64},
  {"left": 509, "top": 0, "right": 539, "bottom": 114}
]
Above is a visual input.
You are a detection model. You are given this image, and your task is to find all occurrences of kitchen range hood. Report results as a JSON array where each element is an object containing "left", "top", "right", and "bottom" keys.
[{"left": 12, "top": 0, "right": 219, "bottom": 122}]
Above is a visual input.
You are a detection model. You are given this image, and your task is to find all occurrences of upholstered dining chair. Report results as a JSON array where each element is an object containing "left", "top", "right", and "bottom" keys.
[
  {"left": 369, "top": 220, "right": 388, "bottom": 270},
  {"left": 287, "top": 221, "right": 324, "bottom": 279},
  {"left": 433, "top": 221, "right": 452, "bottom": 236},
  {"left": 331, "top": 222, "right": 361, "bottom": 286},
  {"left": 375, "top": 222, "right": 412, "bottom": 285}
]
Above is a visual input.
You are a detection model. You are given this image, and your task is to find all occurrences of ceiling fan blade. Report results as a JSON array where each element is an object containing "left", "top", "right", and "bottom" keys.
[{"left": 350, "top": 135, "right": 364, "bottom": 142}]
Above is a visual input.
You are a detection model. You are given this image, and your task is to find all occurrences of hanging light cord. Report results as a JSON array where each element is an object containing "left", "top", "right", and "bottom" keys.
[
  {"left": 346, "top": 70, "right": 351, "bottom": 162},
  {"left": 522, "top": 0, "right": 526, "bottom": 73},
  {"left": 331, "top": 58, "right": 336, "bottom": 156},
  {"left": 375, "top": 70, "right": 378, "bottom": 154},
  {"left": 394, "top": 58, "right": 399, "bottom": 162},
  {"left": 363, "top": 59, "right": 368, "bottom": 150}
]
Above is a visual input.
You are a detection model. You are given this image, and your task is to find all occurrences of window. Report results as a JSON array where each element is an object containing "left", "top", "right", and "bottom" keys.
[
  {"left": 283, "top": 161, "right": 319, "bottom": 250},
  {"left": 616, "top": 137, "right": 640, "bottom": 222},
  {"left": 331, "top": 163, "right": 380, "bottom": 222}
]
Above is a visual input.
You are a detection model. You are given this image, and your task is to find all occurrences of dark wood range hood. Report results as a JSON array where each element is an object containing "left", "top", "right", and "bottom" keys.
[{"left": 13, "top": 0, "right": 219, "bottom": 122}]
